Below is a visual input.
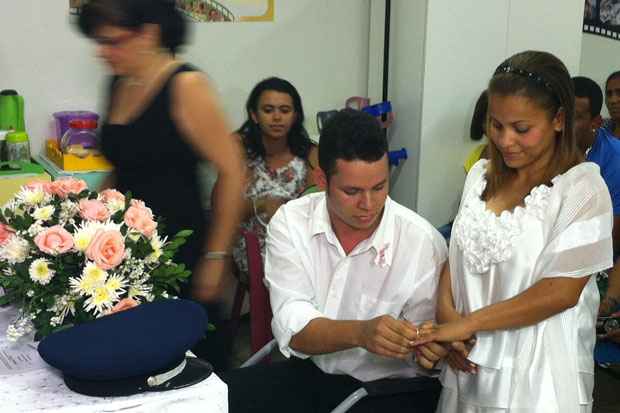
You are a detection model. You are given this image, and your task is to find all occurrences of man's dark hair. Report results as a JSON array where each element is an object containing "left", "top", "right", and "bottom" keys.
[
  {"left": 318, "top": 109, "right": 387, "bottom": 180},
  {"left": 573, "top": 76, "right": 603, "bottom": 117},
  {"left": 606, "top": 70, "right": 620, "bottom": 90}
]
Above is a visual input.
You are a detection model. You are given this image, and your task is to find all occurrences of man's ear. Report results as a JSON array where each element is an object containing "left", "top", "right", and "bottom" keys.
[
  {"left": 593, "top": 114, "right": 603, "bottom": 130},
  {"left": 315, "top": 167, "right": 328, "bottom": 191}
]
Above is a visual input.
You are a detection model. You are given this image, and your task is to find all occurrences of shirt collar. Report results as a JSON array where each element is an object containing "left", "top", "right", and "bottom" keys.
[{"left": 309, "top": 194, "right": 395, "bottom": 267}]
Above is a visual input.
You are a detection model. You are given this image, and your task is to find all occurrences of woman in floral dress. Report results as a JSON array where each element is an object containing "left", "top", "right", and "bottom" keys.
[
  {"left": 231, "top": 77, "right": 317, "bottom": 280},
  {"left": 413, "top": 51, "right": 614, "bottom": 412}
]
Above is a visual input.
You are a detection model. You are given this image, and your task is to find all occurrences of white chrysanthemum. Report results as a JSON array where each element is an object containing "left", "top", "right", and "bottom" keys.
[
  {"left": 146, "top": 233, "right": 164, "bottom": 263},
  {"left": 32, "top": 205, "right": 55, "bottom": 221},
  {"left": 72, "top": 221, "right": 105, "bottom": 252},
  {"left": 128, "top": 282, "right": 152, "bottom": 300},
  {"left": 47, "top": 294, "right": 77, "bottom": 327},
  {"left": 105, "top": 274, "right": 126, "bottom": 297},
  {"left": 100, "top": 220, "right": 123, "bottom": 232},
  {"left": 84, "top": 285, "right": 115, "bottom": 316},
  {"left": 104, "top": 198, "right": 125, "bottom": 214},
  {"left": 127, "top": 230, "right": 141, "bottom": 242},
  {"left": 29, "top": 258, "right": 55, "bottom": 285},
  {"left": 15, "top": 187, "right": 46, "bottom": 206},
  {"left": 0, "top": 236, "right": 29, "bottom": 264},
  {"left": 70, "top": 262, "right": 107, "bottom": 295}
]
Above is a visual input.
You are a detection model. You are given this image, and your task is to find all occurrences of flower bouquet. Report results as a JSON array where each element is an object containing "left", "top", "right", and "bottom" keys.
[{"left": 0, "top": 177, "right": 192, "bottom": 340}]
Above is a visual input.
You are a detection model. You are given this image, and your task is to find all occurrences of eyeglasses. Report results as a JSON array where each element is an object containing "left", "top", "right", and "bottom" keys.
[{"left": 94, "top": 31, "right": 139, "bottom": 47}]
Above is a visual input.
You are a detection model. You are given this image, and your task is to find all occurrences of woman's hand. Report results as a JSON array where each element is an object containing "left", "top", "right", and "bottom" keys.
[
  {"left": 191, "top": 257, "right": 230, "bottom": 302},
  {"left": 413, "top": 318, "right": 476, "bottom": 346},
  {"left": 413, "top": 320, "right": 478, "bottom": 373},
  {"left": 446, "top": 338, "right": 478, "bottom": 374}
]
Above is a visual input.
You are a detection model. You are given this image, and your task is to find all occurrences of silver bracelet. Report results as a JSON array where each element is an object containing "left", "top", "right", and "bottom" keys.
[{"left": 204, "top": 251, "right": 231, "bottom": 260}]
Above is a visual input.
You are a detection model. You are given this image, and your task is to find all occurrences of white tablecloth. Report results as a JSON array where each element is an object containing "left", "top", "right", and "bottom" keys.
[{"left": 0, "top": 306, "right": 228, "bottom": 413}]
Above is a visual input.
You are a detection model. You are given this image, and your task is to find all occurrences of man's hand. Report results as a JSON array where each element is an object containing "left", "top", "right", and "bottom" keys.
[
  {"left": 414, "top": 342, "right": 449, "bottom": 369},
  {"left": 358, "top": 315, "right": 417, "bottom": 360}
]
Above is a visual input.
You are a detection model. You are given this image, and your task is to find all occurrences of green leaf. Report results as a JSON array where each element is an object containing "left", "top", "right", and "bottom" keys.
[{"left": 175, "top": 230, "right": 193, "bottom": 238}]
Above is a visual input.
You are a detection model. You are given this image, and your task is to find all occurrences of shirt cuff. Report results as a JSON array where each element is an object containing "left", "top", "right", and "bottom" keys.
[{"left": 272, "top": 301, "right": 325, "bottom": 359}]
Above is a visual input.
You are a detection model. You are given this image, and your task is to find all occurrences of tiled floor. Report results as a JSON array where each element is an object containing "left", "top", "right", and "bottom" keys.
[{"left": 229, "top": 318, "right": 620, "bottom": 410}]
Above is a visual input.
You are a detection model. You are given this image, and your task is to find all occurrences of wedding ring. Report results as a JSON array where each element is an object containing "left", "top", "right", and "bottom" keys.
[{"left": 415, "top": 327, "right": 420, "bottom": 338}]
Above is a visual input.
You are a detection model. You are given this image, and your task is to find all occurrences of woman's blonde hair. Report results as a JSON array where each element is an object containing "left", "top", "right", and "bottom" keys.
[{"left": 484, "top": 50, "right": 583, "bottom": 198}]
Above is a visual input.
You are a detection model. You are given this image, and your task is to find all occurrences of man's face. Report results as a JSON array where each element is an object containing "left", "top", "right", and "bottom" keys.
[
  {"left": 574, "top": 96, "right": 596, "bottom": 151},
  {"left": 324, "top": 155, "right": 389, "bottom": 232}
]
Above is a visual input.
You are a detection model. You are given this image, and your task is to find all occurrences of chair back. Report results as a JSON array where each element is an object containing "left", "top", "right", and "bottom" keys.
[{"left": 242, "top": 229, "right": 273, "bottom": 354}]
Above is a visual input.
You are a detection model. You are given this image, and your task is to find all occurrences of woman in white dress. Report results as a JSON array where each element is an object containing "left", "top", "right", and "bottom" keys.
[{"left": 413, "top": 50, "right": 614, "bottom": 412}]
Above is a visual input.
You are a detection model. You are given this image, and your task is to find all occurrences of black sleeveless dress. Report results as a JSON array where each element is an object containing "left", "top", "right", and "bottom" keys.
[
  {"left": 100, "top": 64, "right": 207, "bottom": 285},
  {"left": 100, "top": 64, "right": 230, "bottom": 371}
]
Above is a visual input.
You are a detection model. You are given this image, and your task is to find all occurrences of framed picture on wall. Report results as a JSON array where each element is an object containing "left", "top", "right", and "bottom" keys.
[
  {"left": 70, "top": 1, "right": 274, "bottom": 22},
  {"left": 583, "top": 0, "right": 620, "bottom": 40},
  {"left": 69, "top": 0, "right": 88, "bottom": 15},
  {"left": 176, "top": 0, "right": 274, "bottom": 23}
]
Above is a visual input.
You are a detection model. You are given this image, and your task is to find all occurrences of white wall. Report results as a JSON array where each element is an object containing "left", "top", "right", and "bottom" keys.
[
  {"left": 405, "top": 0, "right": 585, "bottom": 227},
  {"left": 381, "top": 0, "right": 428, "bottom": 210},
  {"left": 580, "top": 33, "right": 620, "bottom": 118},
  {"left": 0, "top": 0, "right": 371, "bottom": 152}
]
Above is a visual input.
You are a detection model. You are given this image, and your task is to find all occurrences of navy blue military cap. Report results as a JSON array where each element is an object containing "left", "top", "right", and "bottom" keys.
[{"left": 38, "top": 299, "right": 212, "bottom": 397}]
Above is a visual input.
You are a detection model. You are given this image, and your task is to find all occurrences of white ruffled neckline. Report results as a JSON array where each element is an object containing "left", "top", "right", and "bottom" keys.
[{"left": 453, "top": 172, "right": 552, "bottom": 274}]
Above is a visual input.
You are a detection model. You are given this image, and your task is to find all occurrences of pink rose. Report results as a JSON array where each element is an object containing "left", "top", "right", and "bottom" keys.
[
  {"left": 50, "top": 177, "right": 88, "bottom": 199},
  {"left": 34, "top": 225, "right": 74, "bottom": 255},
  {"left": 0, "top": 223, "right": 15, "bottom": 246},
  {"left": 79, "top": 199, "right": 110, "bottom": 221},
  {"left": 124, "top": 203, "right": 157, "bottom": 238},
  {"left": 86, "top": 229, "right": 125, "bottom": 270},
  {"left": 24, "top": 180, "right": 53, "bottom": 194},
  {"left": 130, "top": 199, "right": 148, "bottom": 209},
  {"left": 99, "top": 189, "right": 125, "bottom": 204}
]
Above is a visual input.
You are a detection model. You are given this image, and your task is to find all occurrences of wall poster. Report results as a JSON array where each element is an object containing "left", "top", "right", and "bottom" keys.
[
  {"left": 584, "top": 0, "right": 620, "bottom": 40},
  {"left": 176, "top": 0, "right": 274, "bottom": 22},
  {"left": 69, "top": 1, "right": 274, "bottom": 22}
]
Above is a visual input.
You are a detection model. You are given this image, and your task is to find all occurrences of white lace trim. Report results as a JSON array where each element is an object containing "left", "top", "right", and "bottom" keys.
[{"left": 453, "top": 175, "right": 551, "bottom": 274}]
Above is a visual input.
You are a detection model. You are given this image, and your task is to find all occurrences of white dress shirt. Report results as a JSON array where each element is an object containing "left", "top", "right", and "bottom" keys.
[{"left": 264, "top": 193, "right": 448, "bottom": 382}]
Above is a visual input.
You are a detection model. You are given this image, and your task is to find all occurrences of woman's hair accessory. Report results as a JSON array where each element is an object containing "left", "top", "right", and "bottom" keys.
[{"left": 494, "top": 65, "right": 554, "bottom": 93}]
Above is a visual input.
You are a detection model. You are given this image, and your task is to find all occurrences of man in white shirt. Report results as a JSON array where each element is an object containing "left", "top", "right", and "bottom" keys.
[{"left": 222, "top": 109, "right": 448, "bottom": 412}]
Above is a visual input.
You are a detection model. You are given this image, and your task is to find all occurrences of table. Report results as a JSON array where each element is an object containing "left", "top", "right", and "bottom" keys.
[
  {"left": 0, "top": 161, "right": 51, "bottom": 205},
  {"left": 0, "top": 307, "right": 228, "bottom": 413}
]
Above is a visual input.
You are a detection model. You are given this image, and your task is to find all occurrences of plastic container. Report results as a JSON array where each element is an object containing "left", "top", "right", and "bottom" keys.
[
  {"left": 6, "top": 131, "right": 30, "bottom": 167},
  {"left": 53, "top": 111, "right": 99, "bottom": 141},
  {"left": 60, "top": 119, "right": 98, "bottom": 152},
  {"left": 0, "top": 130, "right": 8, "bottom": 162}
]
